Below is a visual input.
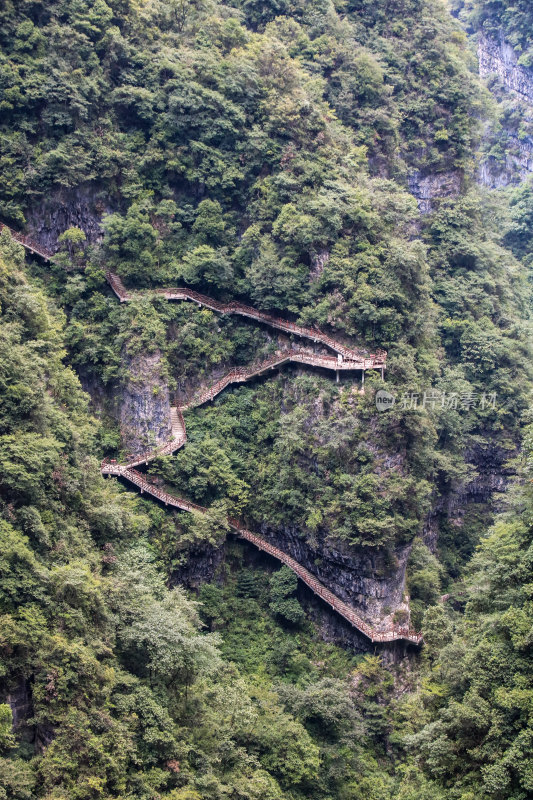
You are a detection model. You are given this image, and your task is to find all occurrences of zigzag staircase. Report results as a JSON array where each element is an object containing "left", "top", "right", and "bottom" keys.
[{"left": 3, "top": 223, "right": 421, "bottom": 646}]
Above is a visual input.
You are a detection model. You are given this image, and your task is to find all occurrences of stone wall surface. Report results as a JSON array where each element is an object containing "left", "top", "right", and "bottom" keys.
[
  {"left": 478, "top": 34, "right": 533, "bottom": 104},
  {"left": 120, "top": 349, "right": 172, "bottom": 456}
]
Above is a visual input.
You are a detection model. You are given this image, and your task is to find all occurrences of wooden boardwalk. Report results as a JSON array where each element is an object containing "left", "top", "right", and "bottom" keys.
[
  {"left": 101, "top": 346, "right": 421, "bottom": 645},
  {"left": 0, "top": 222, "right": 54, "bottom": 261},
  {"left": 119, "top": 351, "right": 370, "bottom": 469},
  {"left": 4, "top": 222, "right": 421, "bottom": 645},
  {"left": 106, "top": 271, "right": 386, "bottom": 369},
  {"left": 101, "top": 462, "right": 422, "bottom": 645}
]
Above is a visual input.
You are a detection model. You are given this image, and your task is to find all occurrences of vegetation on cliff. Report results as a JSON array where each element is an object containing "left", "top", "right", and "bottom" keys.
[
  {"left": 0, "top": 0, "right": 533, "bottom": 798},
  {"left": 464, "top": 0, "right": 533, "bottom": 63}
]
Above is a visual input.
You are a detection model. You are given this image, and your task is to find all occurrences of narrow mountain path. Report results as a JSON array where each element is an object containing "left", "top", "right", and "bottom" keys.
[
  {"left": 105, "top": 271, "right": 387, "bottom": 369},
  {"left": 101, "top": 463, "right": 422, "bottom": 644},
  {"left": 101, "top": 278, "right": 420, "bottom": 645},
  {"left": 0, "top": 222, "right": 54, "bottom": 261},
  {"left": 5, "top": 223, "right": 421, "bottom": 645}
]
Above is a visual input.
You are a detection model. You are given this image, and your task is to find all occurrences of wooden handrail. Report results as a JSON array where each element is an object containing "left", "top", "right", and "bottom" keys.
[
  {"left": 101, "top": 362, "right": 422, "bottom": 646},
  {"left": 105, "top": 272, "right": 387, "bottom": 367},
  {"left": 2, "top": 225, "right": 417, "bottom": 645},
  {"left": 0, "top": 222, "right": 54, "bottom": 261}
]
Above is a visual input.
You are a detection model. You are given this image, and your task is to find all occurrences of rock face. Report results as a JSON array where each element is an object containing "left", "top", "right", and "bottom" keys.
[
  {"left": 172, "top": 534, "right": 409, "bottom": 655},
  {"left": 478, "top": 34, "right": 533, "bottom": 104},
  {"left": 297, "top": 586, "right": 417, "bottom": 662},
  {"left": 407, "top": 170, "right": 462, "bottom": 214},
  {"left": 262, "top": 523, "right": 411, "bottom": 628},
  {"left": 5, "top": 679, "right": 32, "bottom": 732},
  {"left": 177, "top": 534, "right": 417, "bottom": 656},
  {"left": 121, "top": 349, "right": 172, "bottom": 456},
  {"left": 424, "top": 440, "right": 513, "bottom": 554},
  {"left": 2, "top": 678, "right": 53, "bottom": 752},
  {"left": 479, "top": 132, "right": 533, "bottom": 188},
  {"left": 172, "top": 539, "right": 227, "bottom": 590},
  {"left": 309, "top": 248, "right": 330, "bottom": 281},
  {"left": 25, "top": 183, "right": 111, "bottom": 252},
  {"left": 475, "top": 34, "right": 533, "bottom": 187}
]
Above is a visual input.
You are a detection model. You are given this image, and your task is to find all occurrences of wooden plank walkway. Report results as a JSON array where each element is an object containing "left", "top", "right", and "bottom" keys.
[
  {"left": 121, "top": 350, "right": 367, "bottom": 468},
  {"left": 105, "top": 271, "right": 386, "bottom": 368},
  {"left": 2, "top": 222, "right": 421, "bottom": 645},
  {"left": 181, "top": 350, "right": 374, "bottom": 411},
  {"left": 101, "top": 462, "right": 422, "bottom": 645},
  {"left": 0, "top": 222, "right": 54, "bottom": 261},
  {"left": 102, "top": 358, "right": 422, "bottom": 645}
]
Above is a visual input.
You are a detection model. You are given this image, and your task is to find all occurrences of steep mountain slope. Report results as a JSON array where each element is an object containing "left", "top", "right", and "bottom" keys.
[
  {"left": 0, "top": 233, "right": 387, "bottom": 800},
  {"left": 2, "top": 0, "right": 529, "bottom": 618},
  {"left": 0, "top": 0, "right": 533, "bottom": 798}
]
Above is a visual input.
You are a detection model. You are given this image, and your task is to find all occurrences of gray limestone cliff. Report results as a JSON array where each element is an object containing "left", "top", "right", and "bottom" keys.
[
  {"left": 171, "top": 533, "right": 413, "bottom": 656},
  {"left": 424, "top": 440, "right": 513, "bottom": 553},
  {"left": 408, "top": 170, "right": 462, "bottom": 214},
  {"left": 120, "top": 349, "right": 172, "bottom": 456},
  {"left": 476, "top": 33, "right": 533, "bottom": 187},
  {"left": 478, "top": 34, "right": 533, "bottom": 104},
  {"left": 478, "top": 132, "right": 533, "bottom": 188}
]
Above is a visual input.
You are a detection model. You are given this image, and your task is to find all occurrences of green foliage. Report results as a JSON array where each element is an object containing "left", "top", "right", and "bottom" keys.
[
  {"left": 465, "top": 0, "right": 533, "bottom": 62},
  {"left": 0, "top": 245, "right": 354, "bottom": 799},
  {"left": 0, "top": 0, "right": 533, "bottom": 798},
  {"left": 269, "top": 566, "right": 305, "bottom": 625},
  {"left": 0, "top": 704, "right": 14, "bottom": 752},
  {"left": 236, "top": 568, "right": 259, "bottom": 598},
  {"left": 7, "top": 0, "right": 528, "bottom": 568},
  {"left": 402, "top": 421, "right": 533, "bottom": 800},
  {"left": 406, "top": 539, "right": 444, "bottom": 629},
  {"left": 153, "top": 436, "right": 250, "bottom": 514},
  {"left": 506, "top": 177, "right": 533, "bottom": 267},
  {"left": 181, "top": 244, "right": 233, "bottom": 288}
]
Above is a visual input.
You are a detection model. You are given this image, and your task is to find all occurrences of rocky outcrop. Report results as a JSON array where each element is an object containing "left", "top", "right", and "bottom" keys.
[
  {"left": 408, "top": 170, "right": 462, "bottom": 214},
  {"left": 169, "top": 362, "right": 414, "bottom": 646},
  {"left": 171, "top": 539, "right": 227, "bottom": 589},
  {"left": 309, "top": 249, "right": 330, "bottom": 281},
  {"left": 5, "top": 679, "right": 32, "bottom": 732},
  {"left": 25, "top": 183, "right": 112, "bottom": 252},
  {"left": 478, "top": 34, "right": 533, "bottom": 105},
  {"left": 424, "top": 440, "right": 514, "bottom": 553},
  {"left": 297, "top": 586, "right": 417, "bottom": 661},
  {"left": 121, "top": 349, "right": 172, "bottom": 456},
  {"left": 2, "top": 677, "right": 53, "bottom": 752},
  {"left": 475, "top": 33, "right": 533, "bottom": 186},
  {"left": 479, "top": 132, "right": 533, "bottom": 188},
  {"left": 261, "top": 523, "right": 411, "bottom": 628},
  {"left": 174, "top": 534, "right": 414, "bottom": 656}
]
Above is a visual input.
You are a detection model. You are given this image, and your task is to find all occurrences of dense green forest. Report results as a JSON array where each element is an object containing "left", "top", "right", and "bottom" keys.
[{"left": 1, "top": 0, "right": 533, "bottom": 798}]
